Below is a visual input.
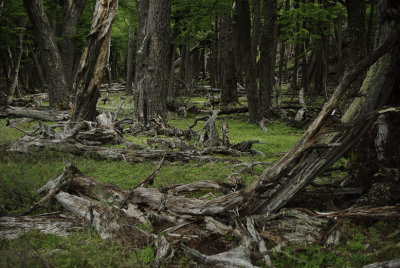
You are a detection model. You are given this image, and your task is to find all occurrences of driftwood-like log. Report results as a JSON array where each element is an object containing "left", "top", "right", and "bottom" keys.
[
  {"left": 363, "top": 259, "right": 400, "bottom": 268},
  {"left": 8, "top": 135, "right": 238, "bottom": 164},
  {"left": 0, "top": 106, "right": 70, "bottom": 121},
  {"left": 0, "top": 213, "right": 82, "bottom": 239},
  {"left": 181, "top": 244, "right": 257, "bottom": 268}
]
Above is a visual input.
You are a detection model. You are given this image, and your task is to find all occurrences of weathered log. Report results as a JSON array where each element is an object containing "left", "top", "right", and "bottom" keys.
[
  {"left": 181, "top": 244, "right": 257, "bottom": 268},
  {"left": 0, "top": 106, "right": 70, "bottom": 121},
  {"left": 363, "top": 259, "right": 400, "bottom": 268},
  {"left": 314, "top": 205, "right": 400, "bottom": 220},
  {"left": 0, "top": 213, "right": 82, "bottom": 239},
  {"left": 8, "top": 135, "right": 238, "bottom": 164}
]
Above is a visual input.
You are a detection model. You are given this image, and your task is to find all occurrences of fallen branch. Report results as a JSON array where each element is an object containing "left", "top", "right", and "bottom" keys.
[{"left": 0, "top": 106, "right": 70, "bottom": 121}]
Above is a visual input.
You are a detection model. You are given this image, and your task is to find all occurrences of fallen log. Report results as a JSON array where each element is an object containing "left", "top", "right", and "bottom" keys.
[
  {"left": 363, "top": 259, "right": 400, "bottom": 268},
  {"left": 0, "top": 213, "right": 82, "bottom": 239},
  {"left": 0, "top": 106, "right": 70, "bottom": 121},
  {"left": 8, "top": 135, "right": 239, "bottom": 164}
]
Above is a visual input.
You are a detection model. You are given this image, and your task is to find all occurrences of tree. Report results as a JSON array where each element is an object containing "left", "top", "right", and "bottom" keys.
[
  {"left": 72, "top": 0, "right": 119, "bottom": 121},
  {"left": 220, "top": 13, "right": 238, "bottom": 106},
  {"left": 259, "top": 0, "right": 277, "bottom": 117},
  {"left": 235, "top": 0, "right": 260, "bottom": 123},
  {"left": 59, "top": 0, "right": 88, "bottom": 92},
  {"left": 134, "top": 0, "right": 171, "bottom": 126},
  {"left": 23, "top": 0, "right": 70, "bottom": 109}
]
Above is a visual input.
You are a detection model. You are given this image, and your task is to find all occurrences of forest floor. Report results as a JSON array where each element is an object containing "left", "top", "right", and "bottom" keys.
[{"left": 0, "top": 90, "right": 399, "bottom": 267}]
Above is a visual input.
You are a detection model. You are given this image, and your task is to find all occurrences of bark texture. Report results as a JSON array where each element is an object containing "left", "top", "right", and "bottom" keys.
[
  {"left": 72, "top": 0, "right": 119, "bottom": 121},
  {"left": 60, "top": 0, "right": 87, "bottom": 93},
  {"left": 134, "top": 0, "right": 171, "bottom": 126},
  {"left": 235, "top": 0, "right": 260, "bottom": 123},
  {"left": 259, "top": 0, "right": 277, "bottom": 116}
]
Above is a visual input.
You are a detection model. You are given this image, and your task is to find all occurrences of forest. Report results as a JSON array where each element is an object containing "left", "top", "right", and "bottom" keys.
[{"left": 0, "top": 0, "right": 400, "bottom": 267}]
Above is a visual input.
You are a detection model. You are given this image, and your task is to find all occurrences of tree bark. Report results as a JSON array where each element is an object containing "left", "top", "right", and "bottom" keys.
[
  {"left": 23, "top": 0, "right": 70, "bottom": 110},
  {"left": 134, "top": 0, "right": 171, "bottom": 126},
  {"left": 72, "top": 0, "right": 119, "bottom": 121},
  {"left": 126, "top": 7, "right": 135, "bottom": 95},
  {"left": 220, "top": 14, "right": 238, "bottom": 106},
  {"left": 344, "top": 0, "right": 367, "bottom": 94},
  {"left": 6, "top": 18, "right": 27, "bottom": 105},
  {"left": 235, "top": 0, "right": 260, "bottom": 123},
  {"left": 259, "top": 0, "right": 277, "bottom": 117},
  {"left": 59, "top": 0, "right": 87, "bottom": 93}
]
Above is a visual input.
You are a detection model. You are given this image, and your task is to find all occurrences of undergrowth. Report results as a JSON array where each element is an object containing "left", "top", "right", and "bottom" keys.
[{"left": 1, "top": 93, "right": 399, "bottom": 267}]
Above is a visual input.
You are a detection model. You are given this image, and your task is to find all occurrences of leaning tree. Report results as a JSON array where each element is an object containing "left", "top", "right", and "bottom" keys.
[{"left": 72, "top": 0, "right": 119, "bottom": 121}]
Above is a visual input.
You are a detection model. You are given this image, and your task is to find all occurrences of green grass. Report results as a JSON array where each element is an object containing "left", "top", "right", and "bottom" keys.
[
  {"left": 2, "top": 92, "right": 399, "bottom": 267},
  {"left": 271, "top": 220, "right": 400, "bottom": 268},
  {"left": 0, "top": 229, "right": 151, "bottom": 267}
]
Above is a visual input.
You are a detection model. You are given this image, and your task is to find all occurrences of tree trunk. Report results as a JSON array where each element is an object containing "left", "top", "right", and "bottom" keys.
[
  {"left": 126, "top": 8, "right": 135, "bottom": 95},
  {"left": 6, "top": 18, "right": 27, "bottom": 105},
  {"left": 23, "top": 0, "right": 70, "bottom": 110},
  {"left": 220, "top": 14, "right": 238, "bottom": 106},
  {"left": 134, "top": 0, "right": 171, "bottom": 126},
  {"left": 259, "top": 0, "right": 277, "bottom": 117},
  {"left": 60, "top": 0, "right": 87, "bottom": 93},
  {"left": 72, "top": 0, "right": 119, "bottom": 121},
  {"left": 345, "top": 0, "right": 367, "bottom": 94},
  {"left": 28, "top": 44, "right": 45, "bottom": 93},
  {"left": 235, "top": 0, "right": 260, "bottom": 123}
]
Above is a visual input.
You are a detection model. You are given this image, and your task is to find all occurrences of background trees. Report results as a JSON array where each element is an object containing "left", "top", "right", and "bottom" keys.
[{"left": 0, "top": 0, "right": 380, "bottom": 121}]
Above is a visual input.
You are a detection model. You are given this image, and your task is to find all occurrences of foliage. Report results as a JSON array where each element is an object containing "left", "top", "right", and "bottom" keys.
[{"left": 277, "top": 0, "right": 346, "bottom": 45}]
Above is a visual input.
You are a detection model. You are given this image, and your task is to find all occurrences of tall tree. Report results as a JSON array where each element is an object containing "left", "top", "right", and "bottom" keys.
[
  {"left": 134, "top": 0, "right": 171, "bottom": 126},
  {"left": 23, "top": 0, "right": 70, "bottom": 109},
  {"left": 72, "top": 0, "right": 119, "bottom": 121},
  {"left": 220, "top": 13, "right": 238, "bottom": 106},
  {"left": 235, "top": 0, "right": 260, "bottom": 123},
  {"left": 259, "top": 0, "right": 277, "bottom": 117},
  {"left": 126, "top": 6, "right": 135, "bottom": 95},
  {"left": 59, "top": 0, "right": 87, "bottom": 92},
  {"left": 5, "top": 17, "right": 27, "bottom": 104}
]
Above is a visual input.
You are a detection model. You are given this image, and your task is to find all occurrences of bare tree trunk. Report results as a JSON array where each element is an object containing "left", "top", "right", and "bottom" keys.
[
  {"left": 344, "top": 0, "right": 367, "bottom": 94},
  {"left": 235, "top": 0, "right": 260, "bottom": 123},
  {"left": 126, "top": 8, "right": 135, "bottom": 95},
  {"left": 220, "top": 14, "right": 238, "bottom": 106},
  {"left": 60, "top": 0, "right": 87, "bottom": 93},
  {"left": 23, "top": 0, "right": 70, "bottom": 110},
  {"left": 134, "top": 0, "right": 171, "bottom": 126},
  {"left": 6, "top": 18, "right": 27, "bottom": 104},
  {"left": 72, "top": 0, "right": 119, "bottom": 121},
  {"left": 259, "top": 0, "right": 277, "bottom": 117},
  {"left": 28, "top": 44, "right": 45, "bottom": 93}
]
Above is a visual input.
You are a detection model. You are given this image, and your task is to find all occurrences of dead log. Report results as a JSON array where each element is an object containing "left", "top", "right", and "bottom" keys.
[
  {"left": 0, "top": 213, "right": 82, "bottom": 239},
  {"left": 314, "top": 205, "right": 400, "bottom": 220},
  {"left": 181, "top": 244, "right": 257, "bottom": 268},
  {"left": 0, "top": 106, "right": 70, "bottom": 121},
  {"left": 8, "top": 135, "right": 238, "bottom": 164},
  {"left": 363, "top": 259, "right": 400, "bottom": 268}
]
